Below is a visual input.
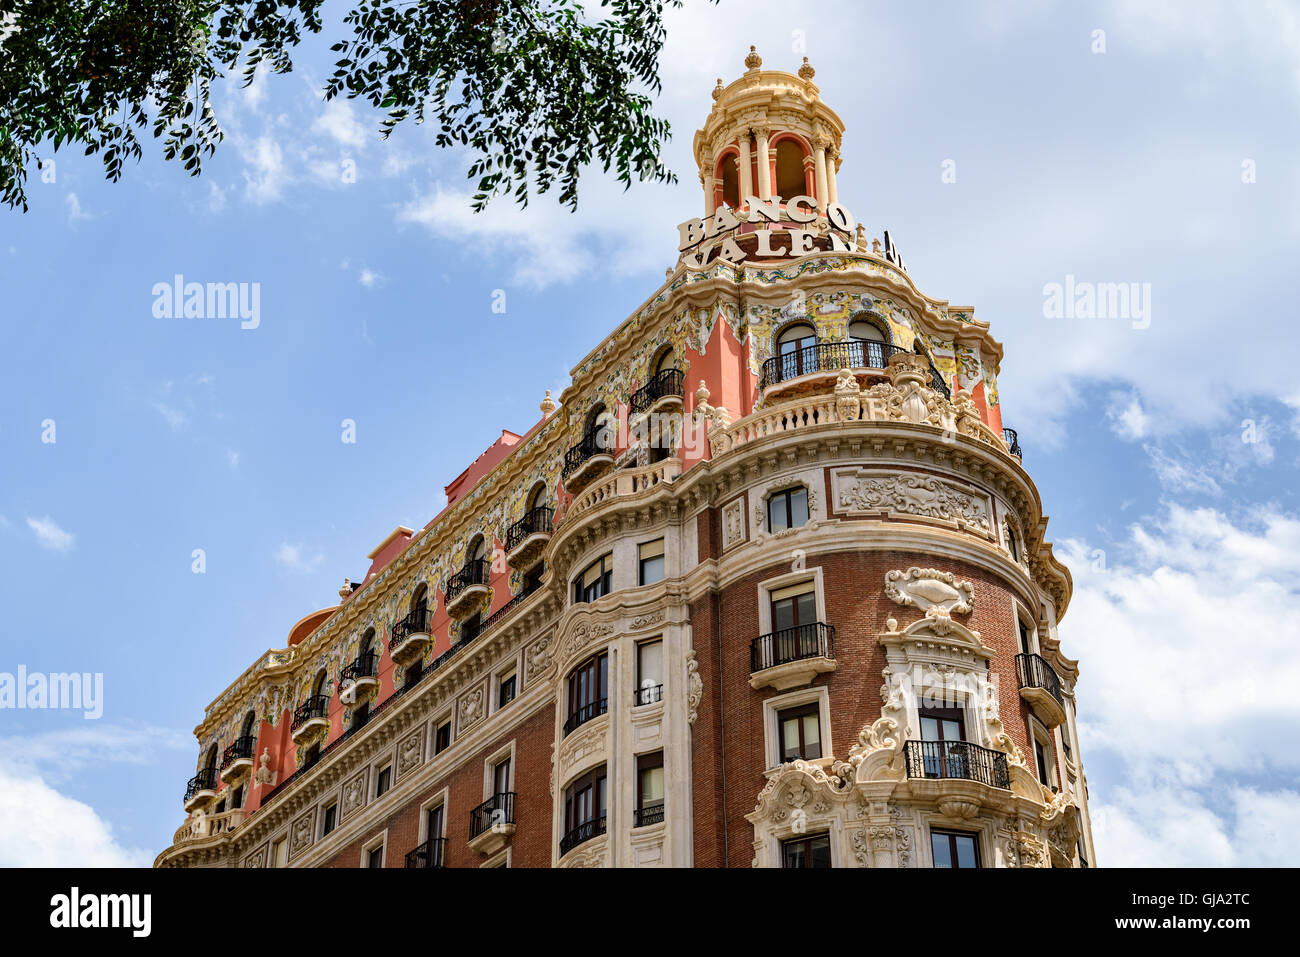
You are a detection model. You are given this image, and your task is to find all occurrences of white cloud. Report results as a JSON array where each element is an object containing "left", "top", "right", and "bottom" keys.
[
  {"left": 357, "top": 266, "right": 384, "bottom": 289},
  {"left": 241, "top": 134, "right": 289, "bottom": 205},
  {"left": 65, "top": 192, "right": 91, "bottom": 223},
  {"left": 152, "top": 399, "right": 189, "bottom": 431},
  {"left": 226, "top": 449, "right": 241, "bottom": 470},
  {"left": 313, "top": 100, "right": 368, "bottom": 149},
  {"left": 274, "top": 542, "right": 324, "bottom": 573},
  {"left": 1144, "top": 444, "right": 1223, "bottom": 496},
  {"left": 1107, "top": 391, "right": 1151, "bottom": 441},
  {"left": 1060, "top": 503, "right": 1300, "bottom": 864},
  {"left": 26, "top": 515, "right": 74, "bottom": 553}
]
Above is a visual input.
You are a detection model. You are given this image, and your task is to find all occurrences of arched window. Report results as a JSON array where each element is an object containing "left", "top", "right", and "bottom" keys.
[
  {"left": 360, "top": 626, "right": 376, "bottom": 657},
  {"left": 526, "top": 482, "right": 548, "bottom": 514},
  {"left": 848, "top": 316, "right": 889, "bottom": 368},
  {"left": 775, "top": 322, "right": 817, "bottom": 379},
  {"left": 240, "top": 710, "right": 256, "bottom": 741},
  {"left": 203, "top": 744, "right": 218, "bottom": 769},
  {"left": 1005, "top": 521, "right": 1020, "bottom": 564},
  {"left": 583, "top": 403, "right": 614, "bottom": 452},
  {"left": 653, "top": 346, "right": 677, "bottom": 376},
  {"left": 311, "top": 669, "right": 328, "bottom": 700},
  {"left": 467, "top": 535, "right": 486, "bottom": 565},
  {"left": 774, "top": 137, "right": 809, "bottom": 202},
  {"left": 718, "top": 151, "right": 740, "bottom": 209}
]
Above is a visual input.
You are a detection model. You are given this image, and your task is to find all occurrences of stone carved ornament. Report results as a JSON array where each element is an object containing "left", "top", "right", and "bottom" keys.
[
  {"left": 884, "top": 567, "right": 975, "bottom": 620},
  {"left": 837, "top": 472, "right": 990, "bottom": 533},
  {"left": 398, "top": 729, "right": 423, "bottom": 775},
  {"left": 459, "top": 687, "right": 485, "bottom": 728},
  {"left": 684, "top": 649, "right": 702, "bottom": 726}
]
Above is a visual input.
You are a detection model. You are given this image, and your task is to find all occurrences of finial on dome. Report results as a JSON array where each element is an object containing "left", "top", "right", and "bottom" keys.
[
  {"left": 744, "top": 45, "right": 762, "bottom": 71},
  {"left": 712, "top": 77, "right": 724, "bottom": 100},
  {"left": 540, "top": 389, "right": 557, "bottom": 417},
  {"left": 798, "top": 56, "right": 815, "bottom": 80},
  {"left": 338, "top": 578, "right": 352, "bottom": 601}
]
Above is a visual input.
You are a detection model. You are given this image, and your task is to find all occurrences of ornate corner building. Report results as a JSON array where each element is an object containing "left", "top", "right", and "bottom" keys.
[{"left": 157, "top": 50, "right": 1094, "bottom": 870}]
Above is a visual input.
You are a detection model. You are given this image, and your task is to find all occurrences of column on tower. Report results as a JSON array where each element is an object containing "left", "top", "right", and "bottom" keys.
[
  {"left": 737, "top": 134, "right": 753, "bottom": 206},
  {"left": 754, "top": 128, "right": 772, "bottom": 200},
  {"left": 826, "top": 147, "right": 839, "bottom": 204},
  {"left": 813, "top": 136, "right": 829, "bottom": 211}
]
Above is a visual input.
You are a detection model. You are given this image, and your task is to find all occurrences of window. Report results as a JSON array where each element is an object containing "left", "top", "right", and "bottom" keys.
[
  {"left": 781, "top": 834, "right": 831, "bottom": 869},
  {"left": 775, "top": 323, "right": 817, "bottom": 378},
  {"left": 565, "top": 652, "right": 609, "bottom": 735},
  {"left": 350, "top": 700, "right": 370, "bottom": 732},
  {"left": 1032, "top": 726, "right": 1058, "bottom": 790},
  {"left": 498, "top": 673, "right": 517, "bottom": 708},
  {"left": 777, "top": 703, "right": 822, "bottom": 761},
  {"left": 654, "top": 347, "right": 677, "bottom": 376},
  {"left": 574, "top": 553, "right": 613, "bottom": 604},
  {"left": 426, "top": 804, "right": 444, "bottom": 841},
  {"left": 434, "top": 719, "right": 451, "bottom": 754},
  {"left": 773, "top": 137, "right": 808, "bottom": 202},
  {"left": 231, "top": 785, "right": 244, "bottom": 809},
  {"left": 1005, "top": 520, "right": 1020, "bottom": 563},
  {"left": 367, "top": 845, "right": 384, "bottom": 868},
  {"left": 1018, "top": 618, "right": 1035, "bottom": 656},
  {"left": 402, "top": 662, "right": 423, "bottom": 692},
  {"left": 375, "top": 764, "right": 391, "bottom": 798},
  {"left": 321, "top": 802, "right": 337, "bottom": 837},
  {"left": 270, "top": 836, "right": 288, "bottom": 868},
  {"left": 931, "top": 829, "right": 980, "bottom": 868},
  {"left": 636, "top": 752, "right": 665, "bottom": 827},
  {"left": 562, "top": 766, "right": 607, "bottom": 849},
  {"left": 492, "top": 756, "right": 512, "bottom": 797},
  {"left": 461, "top": 613, "right": 482, "bottom": 643},
  {"left": 767, "top": 486, "right": 809, "bottom": 532},
  {"left": 771, "top": 583, "right": 817, "bottom": 633},
  {"left": 303, "top": 743, "right": 321, "bottom": 768},
  {"left": 635, "top": 640, "right": 663, "bottom": 706},
  {"left": 848, "top": 317, "right": 889, "bottom": 368},
  {"left": 638, "top": 539, "right": 665, "bottom": 586},
  {"left": 1078, "top": 839, "right": 1089, "bottom": 868},
  {"left": 919, "top": 707, "right": 965, "bottom": 743}
]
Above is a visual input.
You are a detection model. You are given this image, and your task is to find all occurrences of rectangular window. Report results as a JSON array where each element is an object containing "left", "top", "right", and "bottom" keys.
[
  {"left": 1034, "top": 736, "right": 1057, "bottom": 789},
  {"left": 565, "top": 652, "right": 609, "bottom": 734},
  {"left": 777, "top": 703, "right": 822, "bottom": 762},
  {"left": 931, "top": 829, "right": 980, "bottom": 868},
  {"left": 563, "top": 766, "right": 607, "bottom": 835},
  {"left": 635, "top": 640, "right": 663, "bottom": 706},
  {"left": 367, "top": 845, "right": 384, "bottom": 868},
  {"left": 232, "top": 785, "right": 244, "bottom": 809},
  {"left": 636, "top": 752, "right": 665, "bottom": 826},
  {"left": 402, "top": 663, "right": 423, "bottom": 691},
  {"left": 767, "top": 487, "right": 810, "bottom": 533},
  {"left": 781, "top": 834, "right": 831, "bottom": 868},
  {"left": 426, "top": 804, "right": 444, "bottom": 840},
  {"left": 1018, "top": 619, "right": 1034, "bottom": 655},
  {"left": 638, "top": 539, "right": 665, "bottom": 586},
  {"left": 771, "top": 584, "right": 817, "bottom": 633},
  {"left": 271, "top": 837, "right": 288, "bottom": 868},
  {"left": 574, "top": 554, "right": 613, "bottom": 604},
  {"left": 461, "top": 614, "right": 482, "bottom": 643},
  {"left": 434, "top": 720, "right": 451, "bottom": 754},
  {"left": 498, "top": 673, "right": 517, "bottom": 709},
  {"left": 492, "top": 757, "right": 512, "bottom": 797},
  {"left": 375, "top": 764, "right": 391, "bottom": 798},
  {"left": 321, "top": 802, "right": 337, "bottom": 836}
]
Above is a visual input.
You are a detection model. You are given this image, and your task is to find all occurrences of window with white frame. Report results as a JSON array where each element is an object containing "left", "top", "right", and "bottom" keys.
[
  {"left": 766, "top": 485, "right": 810, "bottom": 533},
  {"left": 638, "top": 538, "right": 665, "bottom": 585},
  {"left": 635, "top": 639, "right": 663, "bottom": 706}
]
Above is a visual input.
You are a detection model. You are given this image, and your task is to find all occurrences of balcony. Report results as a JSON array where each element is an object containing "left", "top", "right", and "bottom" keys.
[
  {"left": 904, "top": 740, "right": 1010, "bottom": 790},
  {"left": 759, "top": 339, "right": 904, "bottom": 393},
  {"left": 469, "top": 792, "right": 515, "bottom": 855},
  {"left": 388, "top": 605, "right": 431, "bottom": 663},
  {"left": 444, "top": 560, "right": 490, "bottom": 619},
  {"left": 749, "top": 622, "right": 836, "bottom": 691},
  {"left": 505, "top": 506, "right": 553, "bottom": 569},
  {"left": 1016, "top": 653, "right": 1066, "bottom": 728},
  {"left": 559, "top": 814, "right": 607, "bottom": 856},
  {"left": 563, "top": 697, "right": 608, "bottom": 737},
  {"left": 629, "top": 368, "right": 685, "bottom": 417},
  {"left": 173, "top": 807, "right": 245, "bottom": 845},
  {"left": 339, "top": 650, "right": 380, "bottom": 702},
  {"left": 404, "top": 836, "right": 447, "bottom": 868},
  {"left": 561, "top": 431, "right": 614, "bottom": 492},
  {"left": 290, "top": 694, "right": 329, "bottom": 744},
  {"left": 633, "top": 683, "right": 663, "bottom": 707},
  {"left": 634, "top": 803, "right": 665, "bottom": 828},
  {"left": 219, "top": 735, "right": 256, "bottom": 784},
  {"left": 1004, "top": 427, "right": 1023, "bottom": 460},
  {"left": 182, "top": 767, "right": 218, "bottom": 812}
]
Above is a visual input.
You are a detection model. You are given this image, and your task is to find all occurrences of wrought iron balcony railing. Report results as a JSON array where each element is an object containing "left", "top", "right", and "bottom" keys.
[
  {"left": 563, "top": 697, "right": 608, "bottom": 737},
  {"left": 505, "top": 506, "right": 553, "bottom": 553},
  {"left": 629, "top": 368, "right": 685, "bottom": 415},
  {"left": 634, "top": 683, "right": 663, "bottom": 706},
  {"left": 750, "top": 622, "right": 836, "bottom": 674},
  {"left": 559, "top": 814, "right": 607, "bottom": 855},
  {"left": 1004, "top": 427, "right": 1023, "bottom": 459},
  {"left": 183, "top": 767, "right": 218, "bottom": 803},
  {"left": 220, "top": 735, "right": 256, "bottom": 769},
  {"left": 634, "top": 803, "right": 665, "bottom": 828},
  {"left": 291, "top": 695, "right": 329, "bottom": 731},
  {"left": 903, "top": 740, "right": 1010, "bottom": 790},
  {"left": 444, "top": 560, "right": 489, "bottom": 604},
  {"left": 759, "top": 340, "right": 904, "bottom": 390},
  {"left": 404, "top": 836, "right": 447, "bottom": 868},
  {"left": 1016, "top": 653, "right": 1063, "bottom": 705},
  {"left": 389, "top": 605, "right": 430, "bottom": 648},
  {"left": 469, "top": 792, "right": 515, "bottom": 840},
  {"left": 340, "top": 651, "right": 378, "bottom": 685},
  {"left": 562, "top": 429, "right": 614, "bottom": 479}
]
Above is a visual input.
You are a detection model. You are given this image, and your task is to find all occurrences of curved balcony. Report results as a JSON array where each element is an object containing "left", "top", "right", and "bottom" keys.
[
  {"left": 339, "top": 650, "right": 380, "bottom": 703},
  {"left": 183, "top": 767, "right": 218, "bottom": 812},
  {"left": 290, "top": 694, "right": 329, "bottom": 744},
  {"left": 1016, "top": 653, "right": 1065, "bottom": 728},
  {"left": 469, "top": 792, "right": 515, "bottom": 855},
  {"left": 404, "top": 836, "right": 447, "bottom": 868},
  {"left": 1004, "top": 427, "right": 1023, "bottom": 460},
  {"left": 219, "top": 735, "right": 256, "bottom": 783},
  {"left": 629, "top": 368, "right": 685, "bottom": 417},
  {"left": 749, "top": 622, "right": 836, "bottom": 691},
  {"left": 562, "top": 697, "right": 608, "bottom": 737},
  {"left": 444, "top": 560, "right": 489, "bottom": 619},
  {"left": 173, "top": 807, "right": 245, "bottom": 845},
  {"left": 760, "top": 339, "right": 904, "bottom": 393},
  {"left": 559, "top": 814, "right": 607, "bottom": 856},
  {"left": 904, "top": 740, "right": 1010, "bottom": 790},
  {"left": 561, "top": 430, "right": 615, "bottom": 492},
  {"left": 505, "top": 506, "right": 553, "bottom": 569},
  {"left": 388, "top": 606, "right": 431, "bottom": 663}
]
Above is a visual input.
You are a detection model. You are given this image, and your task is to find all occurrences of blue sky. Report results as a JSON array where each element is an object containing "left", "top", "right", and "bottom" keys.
[{"left": 2, "top": 0, "right": 1299, "bottom": 866}]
